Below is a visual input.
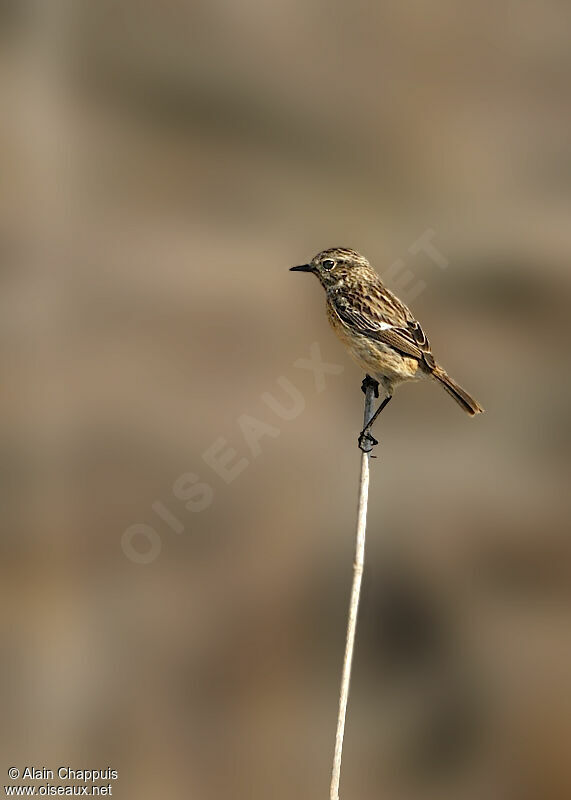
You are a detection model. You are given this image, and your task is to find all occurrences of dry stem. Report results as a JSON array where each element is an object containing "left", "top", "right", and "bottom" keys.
[{"left": 330, "top": 380, "right": 377, "bottom": 800}]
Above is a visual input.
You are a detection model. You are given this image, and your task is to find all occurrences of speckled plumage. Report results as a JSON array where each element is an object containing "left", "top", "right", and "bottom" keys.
[{"left": 291, "top": 247, "right": 483, "bottom": 415}]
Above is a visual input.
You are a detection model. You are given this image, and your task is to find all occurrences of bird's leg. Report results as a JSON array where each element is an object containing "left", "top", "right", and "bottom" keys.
[
  {"left": 361, "top": 374, "right": 380, "bottom": 398},
  {"left": 358, "top": 393, "right": 392, "bottom": 451},
  {"left": 358, "top": 376, "right": 381, "bottom": 453}
]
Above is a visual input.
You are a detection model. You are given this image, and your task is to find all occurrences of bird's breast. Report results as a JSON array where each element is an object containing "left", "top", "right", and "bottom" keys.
[{"left": 326, "top": 300, "right": 420, "bottom": 383}]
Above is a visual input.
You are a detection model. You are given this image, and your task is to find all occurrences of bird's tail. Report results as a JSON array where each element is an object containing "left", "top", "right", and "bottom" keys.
[{"left": 432, "top": 365, "right": 484, "bottom": 416}]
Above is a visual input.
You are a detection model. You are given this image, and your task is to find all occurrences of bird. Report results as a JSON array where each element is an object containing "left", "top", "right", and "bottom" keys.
[{"left": 290, "top": 247, "right": 483, "bottom": 448}]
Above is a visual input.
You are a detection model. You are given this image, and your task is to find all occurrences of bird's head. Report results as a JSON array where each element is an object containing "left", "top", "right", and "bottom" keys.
[{"left": 290, "top": 247, "right": 376, "bottom": 290}]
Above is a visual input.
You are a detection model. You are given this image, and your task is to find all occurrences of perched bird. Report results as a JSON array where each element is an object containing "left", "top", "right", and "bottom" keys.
[{"left": 290, "top": 247, "right": 483, "bottom": 445}]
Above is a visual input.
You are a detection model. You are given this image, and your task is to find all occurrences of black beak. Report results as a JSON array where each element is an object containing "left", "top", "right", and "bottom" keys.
[{"left": 290, "top": 263, "right": 314, "bottom": 272}]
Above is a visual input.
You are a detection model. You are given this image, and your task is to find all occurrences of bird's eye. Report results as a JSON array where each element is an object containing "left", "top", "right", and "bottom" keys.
[{"left": 322, "top": 259, "right": 336, "bottom": 270}]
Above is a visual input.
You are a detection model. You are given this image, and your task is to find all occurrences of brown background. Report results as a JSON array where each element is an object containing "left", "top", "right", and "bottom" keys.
[{"left": 1, "top": 1, "right": 570, "bottom": 798}]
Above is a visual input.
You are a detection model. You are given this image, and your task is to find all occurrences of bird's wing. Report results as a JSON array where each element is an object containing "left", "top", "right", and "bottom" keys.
[{"left": 331, "top": 290, "right": 436, "bottom": 369}]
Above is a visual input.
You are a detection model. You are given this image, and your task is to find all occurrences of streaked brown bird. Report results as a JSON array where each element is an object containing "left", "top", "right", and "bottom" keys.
[{"left": 290, "top": 247, "right": 483, "bottom": 446}]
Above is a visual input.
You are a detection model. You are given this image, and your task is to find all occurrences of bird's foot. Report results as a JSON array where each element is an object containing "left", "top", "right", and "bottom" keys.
[
  {"left": 361, "top": 375, "right": 380, "bottom": 398},
  {"left": 358, "top": 428, "right": 378, "bottom": 453}
]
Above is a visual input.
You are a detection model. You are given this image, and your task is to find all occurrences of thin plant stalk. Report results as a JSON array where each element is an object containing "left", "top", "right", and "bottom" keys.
[{"left": 330, "top": 380, "right": 377, "bottom": 800}]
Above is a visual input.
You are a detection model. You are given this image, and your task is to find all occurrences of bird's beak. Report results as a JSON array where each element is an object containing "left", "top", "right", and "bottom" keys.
[{"left": 290, "top": 263, "right": 314, "bottom": 272}]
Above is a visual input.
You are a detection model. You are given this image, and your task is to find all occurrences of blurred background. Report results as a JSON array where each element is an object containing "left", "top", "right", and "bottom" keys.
[{"left": 1, "top": 1, "right": 570, "bottom": 798}]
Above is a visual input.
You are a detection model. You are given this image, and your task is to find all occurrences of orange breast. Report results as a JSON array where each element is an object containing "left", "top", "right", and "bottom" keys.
[{"left": 326, "top": 300, "right": 420, "bottom": 383}]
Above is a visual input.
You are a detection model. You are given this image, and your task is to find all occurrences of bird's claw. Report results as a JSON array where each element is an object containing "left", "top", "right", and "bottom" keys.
[
  {"left": 358, "top": 429, "right": 378, "bottom": 453},
  {"left": 361, "top": 375, "right": 380, "bottom": 398}
]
